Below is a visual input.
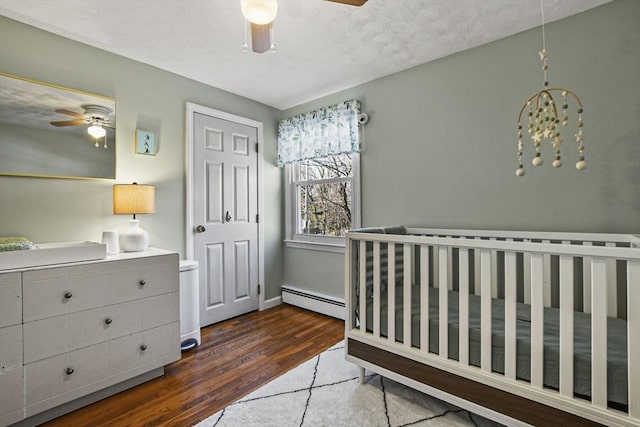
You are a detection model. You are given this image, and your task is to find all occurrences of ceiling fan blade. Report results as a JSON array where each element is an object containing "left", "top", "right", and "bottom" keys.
[
  {"left": 54, "top": 108, "right": 85, "bottom": 118},
  {"left": 251, "top": 22, "right": 271, "bottom": 53},
  {"left": 325, "top": 0, "right": 367, "bottom": 6},
  {"left": 50, "top": 119, "right": 87, "bottom": 127}
]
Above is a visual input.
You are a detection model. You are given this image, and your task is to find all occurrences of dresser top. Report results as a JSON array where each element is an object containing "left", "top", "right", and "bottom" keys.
[{"left": 0, "top": 248, "right": 177, "bottom": 273}]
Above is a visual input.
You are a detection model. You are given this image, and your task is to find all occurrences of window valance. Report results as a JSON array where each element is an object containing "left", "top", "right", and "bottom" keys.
[{"left": 277, "top": 99, "right": 360, "bottom": 167}]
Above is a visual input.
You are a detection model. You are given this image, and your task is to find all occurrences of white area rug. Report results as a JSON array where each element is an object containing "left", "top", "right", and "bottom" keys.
[{"left": 195, "top": 342, "right": 503, "bottom": 427}]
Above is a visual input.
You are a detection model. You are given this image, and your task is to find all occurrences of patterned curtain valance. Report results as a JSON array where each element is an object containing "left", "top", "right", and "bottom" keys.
[{"left": 277, "top": 99, "right": 360, "bottom": 167}]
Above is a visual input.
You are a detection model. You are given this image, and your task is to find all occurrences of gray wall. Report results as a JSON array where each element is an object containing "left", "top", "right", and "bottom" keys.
[
  {"left": 0, "top": 16, "right": 284, "bottom": 299},
  {"left": 282, "top": 0, "right": 640, "bottom": 299}
]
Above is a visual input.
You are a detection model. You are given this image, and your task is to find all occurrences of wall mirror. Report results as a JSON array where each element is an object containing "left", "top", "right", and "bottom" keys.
[{"left": 0, "top": 73, "right": 116, "bottom": 180}]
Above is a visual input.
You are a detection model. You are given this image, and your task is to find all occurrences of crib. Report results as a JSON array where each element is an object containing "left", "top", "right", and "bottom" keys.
[{"left": 344, "top": 226, "right": 640, "bottom": 426}]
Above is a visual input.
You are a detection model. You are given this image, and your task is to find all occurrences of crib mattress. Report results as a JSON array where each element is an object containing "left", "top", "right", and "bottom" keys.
[{"left": 364, "top": 286, "right": 628, "bottom": 408}]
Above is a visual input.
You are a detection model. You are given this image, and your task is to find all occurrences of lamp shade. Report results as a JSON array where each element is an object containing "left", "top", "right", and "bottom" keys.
[
  {"left": 88, "top": 124, "right": 106, "bottom": 138},
  {"left": 241, "top": 0, "right": 278, "bottom": 25},
  {"left": 113, "top": 183, "right": 155, "bottom": 215}
]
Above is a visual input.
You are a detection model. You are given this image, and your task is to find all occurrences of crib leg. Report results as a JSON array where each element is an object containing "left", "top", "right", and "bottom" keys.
[{"left": 359, "top": 366, "right": 365, "bottom": 384}]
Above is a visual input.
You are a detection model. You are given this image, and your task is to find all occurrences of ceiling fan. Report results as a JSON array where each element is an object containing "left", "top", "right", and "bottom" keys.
[
  {"left": 50, "top": 104, "right": 115, "bottom": 138},
  {"left": 243, "top": 0, "right": 368, "bottom": 54}
]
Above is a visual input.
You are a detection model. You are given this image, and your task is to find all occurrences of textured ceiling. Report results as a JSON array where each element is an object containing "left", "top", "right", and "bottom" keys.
[
  {"left": 0, "top": 73, "right": 115, "bottom": 132},
  {"left": 0, "top": 0, "right": 611, "bottom": 110}
]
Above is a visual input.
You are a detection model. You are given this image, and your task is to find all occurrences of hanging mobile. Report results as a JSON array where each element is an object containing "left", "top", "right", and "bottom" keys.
[{"left": 515, "top": 0, "right": 586, "bottom": 177}]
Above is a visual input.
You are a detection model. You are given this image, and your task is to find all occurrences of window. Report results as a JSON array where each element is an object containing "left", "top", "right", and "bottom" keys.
[
  {"left": 278, "top": 99, "right": 362, "bottom": 251},
  {"left": 285, "top": 153, "right": 360, "bottom": 251}
]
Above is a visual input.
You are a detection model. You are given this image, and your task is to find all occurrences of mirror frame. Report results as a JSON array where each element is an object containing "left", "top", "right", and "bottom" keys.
[{"left": 0, "top": 72, "right": 116, "bottom": 180}]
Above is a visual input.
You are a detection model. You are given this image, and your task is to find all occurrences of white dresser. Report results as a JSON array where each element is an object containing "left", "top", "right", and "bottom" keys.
[{"left": 0, "top": 249, "right": 180, "bottom": 427}]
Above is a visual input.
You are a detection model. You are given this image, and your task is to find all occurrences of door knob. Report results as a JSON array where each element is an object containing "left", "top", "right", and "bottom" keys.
[
  {"left": 225, "top": 211, "right": 232, "bottom": 222},
  {"left": 195, "top": 225, "right": 206, "bottom": 233}
]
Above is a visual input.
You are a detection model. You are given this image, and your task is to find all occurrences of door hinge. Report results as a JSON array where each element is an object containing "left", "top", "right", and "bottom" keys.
[
  {"left": 255, "top": 142, "right": 259, "bottom": 153},
  {"left": 256, "top": 213, "right": 259, "bottom": 223},
  {"left": 258, "top": 284, "right": 261, "bottom": 295}
]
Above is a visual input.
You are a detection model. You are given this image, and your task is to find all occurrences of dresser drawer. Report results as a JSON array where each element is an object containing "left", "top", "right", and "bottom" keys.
[
  {"left": 24, "top": 342, "right": 109, "bottom": 407},
  {"left": 0, "top": 272, "right": 21, "bottom": 328},
  {"left": 24, "top": 307, "right": 112, "bottom": 364},
  {"left": 23, "top": 315, "right": 68, "bottom": 364},
  {"left": 141, "top": 256, "right": 178, "bottom": 297},
  {"left": 107, "top": 255, "right": 178, "bottom": 305},
  {"left": 142, "top": 292, "right": 179, "bottom": 330},
  {"left": 0, "top": 366, "right": 23, "bottom": 419},
  {"left": 23, "top": 267, "right": 108, "bottom": 322},
  {"left": 108, "top": 322, "right": 179, "bottom": 376},
  {"left": 109, "top": 332, "right": 145, "bottom": 375},
  {"left": 0, "top": 324, "right": 22, "bottom": 369},
  {"left": 142, "top": 322, "right": 180, "bottom": 365},
  {"left": 106, "top": 299, "right": 143, "bottom": 339}
]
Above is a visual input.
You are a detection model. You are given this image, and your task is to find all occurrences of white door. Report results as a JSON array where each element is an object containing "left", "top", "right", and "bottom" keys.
[{"left": 192, "top": 111, "right": 259, "bottom": 326}]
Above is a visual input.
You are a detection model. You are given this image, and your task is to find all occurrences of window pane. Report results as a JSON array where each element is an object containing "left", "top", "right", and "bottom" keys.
[
  {"left": 299, "top": 153, "right": 352, "bottom": 181},
  {"left": 297, "top": 181, "right": 352, "bottom": 237}
]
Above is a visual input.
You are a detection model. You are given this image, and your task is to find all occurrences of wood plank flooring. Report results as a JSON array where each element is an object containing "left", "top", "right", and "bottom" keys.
[{"left": 42, "top": 304, "right": 344, "bottom": 427}]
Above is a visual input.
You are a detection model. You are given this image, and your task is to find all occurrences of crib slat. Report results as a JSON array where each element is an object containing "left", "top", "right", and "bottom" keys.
[
  {"left": 582, "top": 241, "right": 593, "bottom": 314},
  {"left": 420, "top": 245, "right": 430, "bottom": 353},
  {"left": 459, "top": 248, "right": 470, "bottom": 366},
  {"left": 628, "top": 260, "right": 640, "bottom": 418},
  {"left": 404, "top": 244, "right": 412, "bottom": 348},
  {"left": 530, "top": 253, "right": 544, "bottom": 388},
  {"left": 359, "top": 241, "right": 367, "bottom": 334},
  {"left": 480, "top": 249, "right": 492, "bottom": 372},
  {"left": 433, "top": 244, "right": 440, "bottom": 289},
  {"left": 447, "top": 238, "right": 454, "bottom": 291},
  {"left": 542, "top": 240, "right": 552, "bottom": 307},
  {"left": 523, "top": 239, "right": 532, "bottom": 304},
  {"left": 490, "top": 238, "right": 498, "bottom": 299},
  {"left": 474, "top": 237, "right": 481, "bottom": 296},
  {"left": 388, "top": 243, "right": 396, "bottom": 343},
  {"left": 559, "top": 255, "right": 574, "bottom": 398},
  {"left": 346, "top": 238, "right": 354, "bottom": 329},
  {"left": 605, "top": 242, "right": 617, "bottom": 317},
  {"left": 439, "top": 246, "right": 449, "bottom": 359},
  {"left": 505, "top": 251, "right": 517, "bottom": 380},
  {"left": 373, "top": 242, "right": 381, "bottom": 338},
  {"left": 590, "top": 258, "right": 607, "bottom": 409}
]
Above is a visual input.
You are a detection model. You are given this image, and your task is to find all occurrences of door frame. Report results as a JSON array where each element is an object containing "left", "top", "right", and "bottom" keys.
[{"left": 185, "top": 102, "right": 266, "bottom": 311}]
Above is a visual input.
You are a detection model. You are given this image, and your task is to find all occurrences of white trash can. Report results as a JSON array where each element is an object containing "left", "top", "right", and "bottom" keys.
[{"left": 179, "top": 260, "right": 201, "bottom": 351}]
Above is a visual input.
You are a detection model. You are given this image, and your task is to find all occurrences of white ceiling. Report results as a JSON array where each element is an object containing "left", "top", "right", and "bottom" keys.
[{"left": 0, "top": 0, "right": 611, "bottom": 110}]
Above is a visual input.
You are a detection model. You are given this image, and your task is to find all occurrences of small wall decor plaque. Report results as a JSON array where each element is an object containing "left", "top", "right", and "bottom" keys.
[{"left": 135, "top": 129, "right": 156, "bottom": 155}]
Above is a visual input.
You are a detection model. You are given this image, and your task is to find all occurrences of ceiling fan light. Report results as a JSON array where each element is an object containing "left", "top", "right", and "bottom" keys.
[
  {"left": 241, "top": 0, "right": 277, "bottom": 25},
  {"left": 88, "top": 124, "right": 106, "bottom": 138}
]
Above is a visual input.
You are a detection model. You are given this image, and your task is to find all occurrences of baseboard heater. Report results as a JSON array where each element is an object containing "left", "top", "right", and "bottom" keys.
[{"left": 281, "top": 285, "right": 345, "bottom": 320}]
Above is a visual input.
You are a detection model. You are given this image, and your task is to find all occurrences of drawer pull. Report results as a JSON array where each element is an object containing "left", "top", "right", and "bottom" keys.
[
  {"left": 139, "top": 280, "right": 146, "bottom": 287},
  {"left": 140, "top": 344, "right": 147, "bottom": 351},
  {"left": 66, "top": 367, "right": 74, "bottom": 375},
  {"left": 64, "top": 292, "right": 73, "bottom": 299},
  {"left": 105, "top": 318, "right": 113, "bottom": 325}
]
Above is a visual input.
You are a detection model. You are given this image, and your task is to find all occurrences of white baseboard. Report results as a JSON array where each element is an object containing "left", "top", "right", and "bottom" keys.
[
  {"left": 263, "top": 295, "right": 282, "bottom": 310},
  {"left": 281, "top": 285, "right": 345, "bottom": 320}
]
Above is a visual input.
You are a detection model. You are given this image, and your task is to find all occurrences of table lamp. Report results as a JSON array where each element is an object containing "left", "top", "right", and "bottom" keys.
[{"left": 113, "top": 182, "right": 155, "bottom": 252}]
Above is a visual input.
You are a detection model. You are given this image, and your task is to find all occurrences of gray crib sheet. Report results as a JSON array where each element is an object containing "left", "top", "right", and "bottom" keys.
[{"left": 364, "top": 285, "right": 628, "bottom": 408}]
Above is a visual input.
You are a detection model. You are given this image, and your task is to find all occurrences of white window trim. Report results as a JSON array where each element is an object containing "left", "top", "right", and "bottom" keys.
[{"left": 284, "top": 153, "right": 361, "bottom": 253}]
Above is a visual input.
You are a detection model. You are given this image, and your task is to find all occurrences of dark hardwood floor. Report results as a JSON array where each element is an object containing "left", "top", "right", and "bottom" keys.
[{"left": 42, "top": 304, "right": 344, "bottom": 427}]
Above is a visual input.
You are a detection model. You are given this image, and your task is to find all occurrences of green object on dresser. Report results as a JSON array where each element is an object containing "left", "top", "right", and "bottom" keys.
[{"left": 0, "top": 237, "right": 35, "bottom": 251}]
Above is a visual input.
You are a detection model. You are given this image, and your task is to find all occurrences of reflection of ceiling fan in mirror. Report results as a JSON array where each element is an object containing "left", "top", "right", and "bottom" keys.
[
  {"left": 50, "top": 104, "right": 115, "bottom": 142},
  {"left": 242, "top": 0, "right": 367, "bottom": 53}
]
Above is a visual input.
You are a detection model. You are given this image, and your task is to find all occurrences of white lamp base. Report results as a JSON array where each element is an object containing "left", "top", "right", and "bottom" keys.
[{"left": 120, "top": 219, "right": 149, "bottom": 252}]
